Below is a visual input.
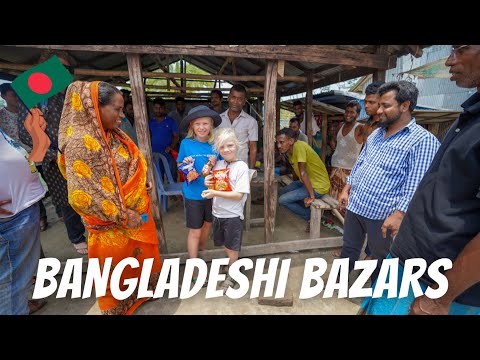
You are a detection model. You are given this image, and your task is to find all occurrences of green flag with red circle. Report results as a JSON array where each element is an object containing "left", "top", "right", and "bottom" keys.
[{"left": 11, "top": 55, "right": 73, "bottom": 109}]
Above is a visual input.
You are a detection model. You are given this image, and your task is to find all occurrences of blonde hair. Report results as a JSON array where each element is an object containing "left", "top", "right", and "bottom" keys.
[
  {"left": 213, "top": 128, "right": 240, "bottom": 153},
  {"left": 186, "top": 117, "right": 215, "bottom": 144}
]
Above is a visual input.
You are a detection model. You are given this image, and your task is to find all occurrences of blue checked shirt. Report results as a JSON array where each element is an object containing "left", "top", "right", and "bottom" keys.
[{"left": 346, "top": 119, "right": 440, "bottom": 220}]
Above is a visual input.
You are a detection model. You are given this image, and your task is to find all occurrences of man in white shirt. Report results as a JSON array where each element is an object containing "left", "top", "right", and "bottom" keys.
[{"left": 218, "top": 84, "right": 258, "bottom": 168}]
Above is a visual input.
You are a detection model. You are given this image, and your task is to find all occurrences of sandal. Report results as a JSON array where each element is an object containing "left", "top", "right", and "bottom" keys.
[
  {"left": 220, "top": 275, "right": 237, "bottom": 295},
  {"left": 73, "top": 242, "right": 88, "bottom": 255},
  {"left": 192, "top": 277, "right": 208, "bottom": 288},
  {"left": 40, "top": 218, "right": 48, "bottom": 232},
  {"left": 28, "top": 299, "right": 47, "bottom": 314}
]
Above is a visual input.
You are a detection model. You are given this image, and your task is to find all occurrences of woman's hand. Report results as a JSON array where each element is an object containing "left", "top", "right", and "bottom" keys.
[
  {"left": 0, "top": 199, "right": 13, "bottom": 216},
  {"left": 182, "top": 156, "right": 194, "bottom": 163},
  {"left": 126, "top": 208, "right": 143, "bottom": 229},
  {"left": 146, "top": 181, "right": 153, "bottom": 193}
]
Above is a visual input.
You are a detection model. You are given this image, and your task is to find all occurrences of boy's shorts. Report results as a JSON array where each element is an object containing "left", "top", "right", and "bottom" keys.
[
  {"left": 185, "top": 199, "right": 213, "bottom": 229},
  {"left": 212, "top": 216, "right": 243, "bottom": 251}
]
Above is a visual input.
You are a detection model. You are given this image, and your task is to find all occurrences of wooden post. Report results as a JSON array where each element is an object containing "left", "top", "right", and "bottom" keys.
[
  {"left": 126, "top": 53, "right": 168, "bottom": 254},
  {"left": 321, "top": 113, "right": 328, "bottom": 163},
  {"left": 373, "top": 45, "right": 388, "bottom": 82},
  {"left": 264, "top": 60, "right": 278, "bottom": 244},
  {"left": 306, "top": 71, "right": 314, "bottom": 146},
  {"left": 276, "top": 94, "right": 281, "bottom": 132}
]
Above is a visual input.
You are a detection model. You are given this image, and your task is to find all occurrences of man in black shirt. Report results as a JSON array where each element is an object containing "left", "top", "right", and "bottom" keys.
[{"left": 361, "top": 45, "right": 480, "bottom": 315}]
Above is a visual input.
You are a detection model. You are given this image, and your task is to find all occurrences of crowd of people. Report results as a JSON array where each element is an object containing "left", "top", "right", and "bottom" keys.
[{"left": 1, "top": 45, "right": 479, "bottom": 315}]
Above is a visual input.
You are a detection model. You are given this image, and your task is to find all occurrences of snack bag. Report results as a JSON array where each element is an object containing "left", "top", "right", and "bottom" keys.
[
  {"left": 178, "top": 159, "right": 200, "bottom": 185},
  {"left": 201, "top": 156, "right": 217, "bottom": 177},
  {"left": 212, "top": 168, "right": 232, "bottom": 191}
]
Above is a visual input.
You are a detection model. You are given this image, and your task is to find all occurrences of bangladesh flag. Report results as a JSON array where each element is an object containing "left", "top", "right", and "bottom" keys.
[{"left": 12, "top": 55, "right": 73, "bottom": 109}]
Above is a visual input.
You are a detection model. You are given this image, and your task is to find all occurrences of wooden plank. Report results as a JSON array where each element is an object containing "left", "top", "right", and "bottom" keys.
[
  {"left": 16, "top": 45, "right": 393, "bottom": 69},
  {"left": 126, "top": 53, "right": 167, "bottom": 254},
  {"left": 264, "top": 60, "right": 278, "bottom": 244},
  {"left": 164, "top": 236, "right": 343, "bottom": 263},
  {"left": 277, "top": 60, "right": 285, "bottom": 77},
  {"left": 60, "top": 236, "right": 343, "bottom": 272},
  {"left": 321, "top": 194, "right": 339, "bottom": 207}
]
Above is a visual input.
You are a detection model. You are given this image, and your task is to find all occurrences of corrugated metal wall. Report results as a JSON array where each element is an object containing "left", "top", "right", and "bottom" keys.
[{"left": 384, "top": 45, "right": 475, "bottom": 110}]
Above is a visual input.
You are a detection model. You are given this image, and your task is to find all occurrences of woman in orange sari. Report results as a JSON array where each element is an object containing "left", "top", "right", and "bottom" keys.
[{"left": 58, "top": 81, "right": 161, "bottom": 315}]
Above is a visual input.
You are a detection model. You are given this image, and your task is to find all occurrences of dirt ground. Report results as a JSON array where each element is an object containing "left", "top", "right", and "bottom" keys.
[{"left": 33, "top": 188, "right": 363, "bottom": 315}]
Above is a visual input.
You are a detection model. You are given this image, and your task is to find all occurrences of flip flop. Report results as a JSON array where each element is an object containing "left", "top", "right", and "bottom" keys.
[
  {"left": 28, "top": 299, "right": 47, "bottom": 314},
  {"left": 73, "top": 242, "right": 88, "bottom": 255}
]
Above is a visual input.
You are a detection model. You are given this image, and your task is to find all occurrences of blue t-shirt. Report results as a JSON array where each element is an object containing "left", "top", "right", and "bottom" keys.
[
  {"left": 178, "top": 138, "right": 218, "bottom": 200},
  {"left": 149, "top": 116, "right": 179, "bottom": 153}
]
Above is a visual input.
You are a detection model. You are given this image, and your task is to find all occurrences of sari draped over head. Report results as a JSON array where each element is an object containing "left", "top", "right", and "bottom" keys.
[{"left": 58, "top": 81, "right": 161, "bottom": 315}]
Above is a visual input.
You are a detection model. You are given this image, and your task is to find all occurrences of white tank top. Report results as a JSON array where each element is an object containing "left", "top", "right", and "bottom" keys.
[{"left": 331, "top": 122, "right": 363, "bottom": 170}]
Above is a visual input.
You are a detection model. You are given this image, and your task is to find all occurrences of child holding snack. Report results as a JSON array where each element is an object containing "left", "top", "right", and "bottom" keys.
[
  {"left": 178, "top": 106, "right": 222, "bottom": 285},
  {"left": 202, "top": 128, "right": 250, "bottom": 294}
]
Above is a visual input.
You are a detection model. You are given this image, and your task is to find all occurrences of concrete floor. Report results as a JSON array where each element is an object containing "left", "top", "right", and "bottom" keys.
[{"left": 34, "top": 190, "right": 362, "bottom": 315}]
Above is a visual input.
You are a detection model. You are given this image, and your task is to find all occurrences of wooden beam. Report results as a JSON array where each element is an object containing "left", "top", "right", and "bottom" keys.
[
  {"left": 282, "top": 67, "right": 376, "bottom": 96},
  {"left": 111, "top": 82, "right": 265, "bottom": 94},
  {"left": 15, "top": 45, "right": 393, "bottom": 69},
  {"left": 373, "top": 45, "right": 388, "bottom": 82},
  {"left": 264, "top": 60, "right": 278, "bottom": 244},
  {"left": 0, "top": 62, "right": 305, "bottom": 82},
  {"left": 126, "top": 53, "right": 167, "bottom": 254},
  {"left": 60, "top": 236, "right": 343, "bottom": 272},
  {"left": 404, "top": 45, "right": 423, "bottom": 58}
]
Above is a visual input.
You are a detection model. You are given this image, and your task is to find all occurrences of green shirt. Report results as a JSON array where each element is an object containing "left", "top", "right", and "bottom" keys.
[{"left": 288, "top": 140, "right": 330, "bottom": 194}]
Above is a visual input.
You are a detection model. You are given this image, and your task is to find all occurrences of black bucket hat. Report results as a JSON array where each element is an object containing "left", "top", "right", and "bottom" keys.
[{"left": 180, "top": 105, "right": 223, "bottom": 132}]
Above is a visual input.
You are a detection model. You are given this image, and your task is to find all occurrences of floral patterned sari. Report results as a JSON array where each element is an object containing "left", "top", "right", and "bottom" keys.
[{"left": 58, "top": 81, "right": 161, "bottom": 314}]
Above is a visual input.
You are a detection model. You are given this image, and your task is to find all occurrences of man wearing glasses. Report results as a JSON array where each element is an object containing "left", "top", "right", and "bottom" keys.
[{"left": 361, "top": 45, "right": 480, "bottom": 315}]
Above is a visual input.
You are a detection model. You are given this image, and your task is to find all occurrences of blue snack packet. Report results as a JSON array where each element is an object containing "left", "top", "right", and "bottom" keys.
[{"left": 140, "top": 213, "right": 148, "bottom": 222}]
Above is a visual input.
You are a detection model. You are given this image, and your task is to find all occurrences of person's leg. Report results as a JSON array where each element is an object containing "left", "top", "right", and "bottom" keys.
[
  {"left": 198, "top": 198, "right": 213, "bottom": 251},
  {"left": 185, "top": 200, "right": 207, "bottom": 281},
  {"left": 278, "top": 180, "right": 304, "bottom": 197},
  {"left": 221, "top": 217, "right": 243, "bottom": 294},
  {"left": 278, "top": 182, "right": 312, "bottom": 221},
  {"left": 165, "top": 152, "right": 177, "bottom": 182},
  {"left": 61, "top": 204, "right": 87, "bottom": 253},
  {"left": 340, "top": 211, "right": 367, "bottom": 273},
  {"left": 0, "top": 203, "right": 41, "bottom": 315},
  {"left": 38, "top": 199, "right": 48, "bottom": 231},
  {"left": 364, "top": 218, "right": 394, "bottom": 282}
]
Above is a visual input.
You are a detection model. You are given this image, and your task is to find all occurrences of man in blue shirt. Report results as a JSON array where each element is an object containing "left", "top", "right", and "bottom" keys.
[
  {"left": 361, "top": 45, "right": 480, "bottom": 315},
  {"left": 338, "top": 81, "right": 440, "bottom": 280},
  {"left": 149, "top": 98, "right": 179, "bottom": 180}
]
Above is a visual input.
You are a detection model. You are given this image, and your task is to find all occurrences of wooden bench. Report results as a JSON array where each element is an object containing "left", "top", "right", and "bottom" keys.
[
  {"left": 278, "top": 175, "right": 344, "bottom": 238},
  {"left": 310, "top": 194, "right": 344, "bottom": 238}
]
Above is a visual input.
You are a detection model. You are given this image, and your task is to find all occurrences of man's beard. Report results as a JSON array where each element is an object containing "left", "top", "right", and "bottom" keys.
[{"left": 378, "top": 112, "right": 401, "bottom": 129}]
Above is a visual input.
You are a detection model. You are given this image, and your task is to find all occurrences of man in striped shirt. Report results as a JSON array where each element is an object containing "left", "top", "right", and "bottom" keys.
[{"left": 338, "top": 81, "right": 440, "bottom": 280}]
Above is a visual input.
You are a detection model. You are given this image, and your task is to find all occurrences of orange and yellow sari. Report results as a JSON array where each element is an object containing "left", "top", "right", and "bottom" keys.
[{"left": 58, "top": 81, "right": 161, "bottom": 314}]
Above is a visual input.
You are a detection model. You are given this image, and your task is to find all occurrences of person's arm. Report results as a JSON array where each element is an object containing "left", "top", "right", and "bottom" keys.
[
  {"left": 382, "top": 136, "right": 440, "bottom": 237},
  {"left": 354, "top": 123, "right": 365, "bottom": 144},
  {"left": 409, "top": 232, "right": 480, "bottom": 315},
  {"left": 248, "top": 141, "right": 257, "bottom": 169},
  {"left": 297, "top": 161, "right": 315, "bottom": 207},
  {"left": 0, "top": 199, "right": 13, "bottom": 216},
  {"left": 202, "top": 189, "right": 243, "bottom": 201}
]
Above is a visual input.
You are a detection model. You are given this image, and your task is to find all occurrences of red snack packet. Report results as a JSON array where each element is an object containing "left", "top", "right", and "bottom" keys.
[{"left": 212, "top": 168, "right": 232, "bottom": 191}]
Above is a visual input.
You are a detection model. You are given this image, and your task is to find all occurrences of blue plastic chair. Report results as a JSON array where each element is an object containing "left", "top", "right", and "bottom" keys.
[{"left": 152, "top": 153, "right": 183, "bottom": 212}]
